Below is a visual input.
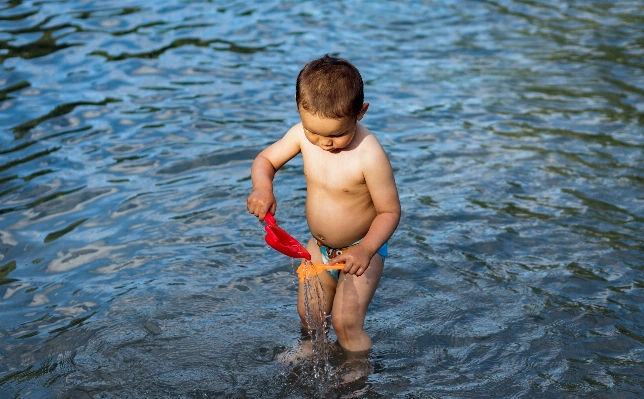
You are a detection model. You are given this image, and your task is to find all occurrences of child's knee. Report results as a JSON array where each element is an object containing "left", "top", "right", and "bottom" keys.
[{"left": 332, "top": 313, "right": 364, "bottom": 335}]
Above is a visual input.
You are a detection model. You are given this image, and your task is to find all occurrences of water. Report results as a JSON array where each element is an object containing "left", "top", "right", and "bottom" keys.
[
  {"left": 1, "top": 0, "right": 643, "bottom": 397},
  {"left": 293, "top": 263, "right": 334, "bottom": 393},
  {"left": 300, "top": 264, "right": 330, "bottom": 361}
]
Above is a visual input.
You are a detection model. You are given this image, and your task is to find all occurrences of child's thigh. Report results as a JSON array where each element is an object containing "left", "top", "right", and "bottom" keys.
[
  {"left": 297, "top": 271, "right": 337, "bottom": 318},
  {"left": 332, "top": 254, "right": 384, "bottom": 323}
]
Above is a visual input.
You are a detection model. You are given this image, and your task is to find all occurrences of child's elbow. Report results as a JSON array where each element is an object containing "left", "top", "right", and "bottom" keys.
[
  {"left": 384, "top": 207, "right": 401, "bottom": 225},
  {"left": 393, "top": 209, "right": 401, "bottom": 225}
]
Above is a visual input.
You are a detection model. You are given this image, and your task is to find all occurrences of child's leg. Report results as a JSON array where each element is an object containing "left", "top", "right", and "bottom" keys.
[
  {"left": 297, "top": 238, "right": 337, "bottom": 330},
  {"left": 330, "top": 254, "right": 384, "bottom": 352}
]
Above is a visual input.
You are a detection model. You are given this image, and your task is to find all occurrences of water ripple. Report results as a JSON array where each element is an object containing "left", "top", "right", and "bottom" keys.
[{"left": 1, "top": 0, "right": 644, "bottom": 397}]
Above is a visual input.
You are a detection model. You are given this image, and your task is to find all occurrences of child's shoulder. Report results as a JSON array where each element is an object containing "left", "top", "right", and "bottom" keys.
[
  {"left": 355, "top": 123, "right": 385, "bottom": 152},
  {"left": 281, "top": 122, "right": 305, "bottom": 143},
  {"left": 285, "top": 121, "right": 304, "bottom": 133},
  {"left": 353, "top": 124, "right": 392, "bottom": 170}
]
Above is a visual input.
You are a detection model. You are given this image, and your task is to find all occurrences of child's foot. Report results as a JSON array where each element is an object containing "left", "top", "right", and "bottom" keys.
[
  {"left": 276, "top": 340, "right": 313, "bottom": 366},
  {"left": 330, "top": 345, "right": 373, "bottom": 385},
  {"left": 338, "top": 357, "right": 373, "bottom": 383}
]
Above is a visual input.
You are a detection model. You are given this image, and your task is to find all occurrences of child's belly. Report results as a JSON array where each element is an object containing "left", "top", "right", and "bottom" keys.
[{"left": 305, "top": 192, "right": 376, "bottom": 248}]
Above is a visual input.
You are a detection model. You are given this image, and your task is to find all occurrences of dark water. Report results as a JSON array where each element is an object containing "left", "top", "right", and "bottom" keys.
[{"left": 1, "top": 0, "right": 643, "bottom": 397}]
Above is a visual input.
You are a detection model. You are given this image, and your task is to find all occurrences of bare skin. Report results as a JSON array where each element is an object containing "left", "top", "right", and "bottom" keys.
[{"left": 247, "top": 104, "right": 401, "bottom": 352}]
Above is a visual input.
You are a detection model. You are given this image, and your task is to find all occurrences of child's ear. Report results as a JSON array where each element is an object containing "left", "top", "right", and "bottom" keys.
[{"left": 357, "top": 103, "right": 369, "bottom": 121}]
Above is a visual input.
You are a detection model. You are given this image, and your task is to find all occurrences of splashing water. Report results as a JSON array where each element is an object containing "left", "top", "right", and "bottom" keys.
[{"left": 299, "top": 260, "right": 336, "bottom": 389}]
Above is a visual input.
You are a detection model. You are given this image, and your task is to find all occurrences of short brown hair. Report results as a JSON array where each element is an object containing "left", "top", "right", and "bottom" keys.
[{"left": 296, "top": 55, "right": 364, "bottom": 118}]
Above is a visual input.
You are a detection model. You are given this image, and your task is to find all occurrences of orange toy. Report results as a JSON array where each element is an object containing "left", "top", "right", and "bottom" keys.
[{"left": 297, "top": 260, "right": 345, "bottom": 282}]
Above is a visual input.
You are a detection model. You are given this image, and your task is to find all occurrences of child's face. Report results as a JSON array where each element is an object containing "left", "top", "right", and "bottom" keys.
[{"left": 299, "top": 106, "right": 367, "bottom": 152}]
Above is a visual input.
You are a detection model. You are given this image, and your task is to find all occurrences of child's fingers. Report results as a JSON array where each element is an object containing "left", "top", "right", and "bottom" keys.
[
  {"left": 331, "top": 250, "right": 371, "bottom": 275},
  {"left": 355, "top": 263, "right": 370, "bottom": 277},
  {"left": 327, "top": 253, "right": 347, "bottom": 265},
  {"left": 247, "top": 199, "right": 261, "bottom": 217},
  {"left": 255, "top": 200, "right": 275, "bottom": 222},
  {"left": 330, "top": 253, "right": 367, "bottom": 275},
  {"left": 252, "top": 204, "right": 265, "bottom": 219},
  {"left": 350, "top": 264, "right": 364, "bottom": 275},
  {"left": 259, "top": 210, "right": 272, "bottom": 222},
  {"left": 338, "top": 257, "right": 358, "bottom": 275},
  {"left": 345, "top": 259, "right": 370, "bottom": 276},
  {"left": 326, "top": 255, "right": 351, "bottom": 275},
  {"left": 247, "top": 189, "right": 276, "bottom": 220}
]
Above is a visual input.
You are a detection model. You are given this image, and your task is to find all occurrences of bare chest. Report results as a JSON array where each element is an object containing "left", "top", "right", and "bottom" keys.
[{"left": 302, "top": 150, "right": 367, "bottom": 195}]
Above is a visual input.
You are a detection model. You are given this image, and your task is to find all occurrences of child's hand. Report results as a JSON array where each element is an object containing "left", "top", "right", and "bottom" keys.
[
  {"left": 329, "top": 245, "right": 373, "bottom": 277},
  {"left": 247, "top": 188, "right": 276, "bottom": 222}
]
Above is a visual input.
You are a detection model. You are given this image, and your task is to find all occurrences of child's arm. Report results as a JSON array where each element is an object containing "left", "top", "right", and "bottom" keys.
[
  {"left": 330, "top": 140, "right": 401, "bottom": 276},
  {"left": 247, "top": 125, "right": 302, "bottom": 222}
]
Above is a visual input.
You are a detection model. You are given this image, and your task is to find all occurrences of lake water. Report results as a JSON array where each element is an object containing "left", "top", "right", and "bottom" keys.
[{"left": 1, "top": 0, "right": 643, "bottom": 397}]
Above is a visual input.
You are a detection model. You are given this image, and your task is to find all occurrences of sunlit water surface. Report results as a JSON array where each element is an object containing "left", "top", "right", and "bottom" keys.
[{"left": 1, "top": 0, "right": 643, "bottom": 397}]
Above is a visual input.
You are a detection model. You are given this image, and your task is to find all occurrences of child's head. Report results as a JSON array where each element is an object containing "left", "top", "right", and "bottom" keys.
[{"left": 296, "top": 55, "right": 364, "bottom": 119}]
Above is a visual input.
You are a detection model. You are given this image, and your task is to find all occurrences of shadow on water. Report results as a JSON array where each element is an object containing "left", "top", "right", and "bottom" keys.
[{"left": 1, "top": 0, "right": 644, "bottom": 397}]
